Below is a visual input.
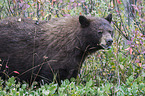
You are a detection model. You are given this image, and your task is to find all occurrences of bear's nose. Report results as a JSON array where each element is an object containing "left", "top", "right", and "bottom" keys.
[{"left": 106, "top": 39, "right": 113, "bottom": 46}]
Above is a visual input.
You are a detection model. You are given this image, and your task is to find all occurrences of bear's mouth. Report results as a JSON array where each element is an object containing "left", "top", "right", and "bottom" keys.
[{"left": 100, "top": 44, "right": 111, "bottom": 49}]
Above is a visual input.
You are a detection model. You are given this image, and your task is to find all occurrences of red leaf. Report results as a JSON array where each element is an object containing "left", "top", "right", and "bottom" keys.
[
  {"left": 13, "top": 71, "right": 20, "bottom": 74},
  {"left": 125, "top": 47, "right": 130, "bottom": 51},
  {"left": 139, "top": 63, "right": 142, "bottom": 67},
  {"left": 116, "top": 10, "right": 119, "bottom": 13},
  {"left": 129, "top": 48, "right": 133, "bottom": 55},
  {"left": 117, "top": 0, "right": 121, "bottom": 4},
  {"left": 6, "top": 65, "right": 9, "bottom": 68},
  {"left": 125, "top": 47, "right": 133, "bottom": 55}
]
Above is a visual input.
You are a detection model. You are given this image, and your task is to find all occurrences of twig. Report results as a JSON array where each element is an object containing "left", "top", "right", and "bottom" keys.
[
  {"left": 112, "top": 21, "right": 130, "bottom": 40},
  {"left": 6, "top": 0, "right": 14, "bottom": 16},
  {"left": 116, "top": 3, "right": 131, "bottom": 40},
  {"left": 17, "top": 62, "right": 45, "bottom": 77}
]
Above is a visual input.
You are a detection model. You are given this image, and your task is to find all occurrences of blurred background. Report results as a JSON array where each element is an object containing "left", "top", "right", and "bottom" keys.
[{"left": 0, "top": 0, "right": 145, "bottom": 95}]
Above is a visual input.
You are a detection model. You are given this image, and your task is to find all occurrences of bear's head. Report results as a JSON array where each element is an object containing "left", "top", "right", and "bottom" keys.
[{"left": 79, "top": 14, "right": 113, "bottom": 50}]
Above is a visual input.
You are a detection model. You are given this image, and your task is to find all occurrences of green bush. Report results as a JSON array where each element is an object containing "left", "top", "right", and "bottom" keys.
[
  {"left": 0, "top": 76, "right": 144, "bottom": 95},
  {"left": 0, "top": 0, "right": 145, "bottom": 95}
]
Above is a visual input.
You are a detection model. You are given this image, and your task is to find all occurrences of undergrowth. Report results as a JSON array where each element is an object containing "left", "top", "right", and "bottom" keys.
[{"left": 0, "top": 0, "right": 145, "bottom": 95}]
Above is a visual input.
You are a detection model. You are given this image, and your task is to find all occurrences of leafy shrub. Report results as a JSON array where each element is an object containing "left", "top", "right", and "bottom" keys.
[{"left": 0, "top": 0, "right": 145, "bottom": 95}]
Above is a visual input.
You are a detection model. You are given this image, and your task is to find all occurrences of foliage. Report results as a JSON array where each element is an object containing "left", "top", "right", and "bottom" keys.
[
  {"left": 0, "top": 0, "right": 145, "bottom": 95},
  {"left": 0, "top": 76, "right": 144, "bottom": 95}
]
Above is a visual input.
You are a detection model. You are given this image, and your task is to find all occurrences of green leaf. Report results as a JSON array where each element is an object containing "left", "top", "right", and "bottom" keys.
[{"left": 86, "top": 79, "right": 93, "bottom": 88}]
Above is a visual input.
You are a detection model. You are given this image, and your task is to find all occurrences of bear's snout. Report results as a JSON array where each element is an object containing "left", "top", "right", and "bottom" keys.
[{"left": 106, "top": 39, "right": 113, "bottom": 46}]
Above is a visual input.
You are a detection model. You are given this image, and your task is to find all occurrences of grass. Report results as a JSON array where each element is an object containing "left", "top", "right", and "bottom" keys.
[{"left": 0, "top": 0, "right": 145, "bottom": 95}]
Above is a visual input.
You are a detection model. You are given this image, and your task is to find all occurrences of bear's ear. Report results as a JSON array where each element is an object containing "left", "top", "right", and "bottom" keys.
[
  {"left": 79, "top": 15, "right": 90, "bottom": 28},
  {"left": 105, "top": 13, "right": 112, "bottom": 23}
]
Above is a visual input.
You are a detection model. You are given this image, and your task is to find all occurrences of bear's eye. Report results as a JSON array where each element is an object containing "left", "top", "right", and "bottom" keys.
[
  {"left": 109, "top": 31, "right": 112, "bottom": 34},
  {"left": 98, "top": 31, "right": 103, "bottom": 35}
]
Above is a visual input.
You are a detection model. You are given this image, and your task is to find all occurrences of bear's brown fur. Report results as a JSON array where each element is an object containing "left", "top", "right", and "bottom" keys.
[{"left": 0, "top": 14, "right": 113, "bottom": 84}]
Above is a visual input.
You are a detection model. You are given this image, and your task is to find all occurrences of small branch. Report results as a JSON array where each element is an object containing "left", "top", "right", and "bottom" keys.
[
  {"left": 6, "top": 0, "right": 14, "bottom": 16},
  {"left": 116, "top": 3, "right": 131, "bottom": 40},
  {"left": 112, "top": 21, "right": 130, "bottom": 40}
]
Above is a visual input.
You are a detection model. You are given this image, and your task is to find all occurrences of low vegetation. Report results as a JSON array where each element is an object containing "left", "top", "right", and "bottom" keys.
[{"left": 0, "top": 0, "right": 144, "bottom": 95}]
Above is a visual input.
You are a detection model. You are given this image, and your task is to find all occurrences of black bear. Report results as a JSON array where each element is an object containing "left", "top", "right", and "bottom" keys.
[{"left": 0, "top": 14, "right": 113, "bottom": 84}]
